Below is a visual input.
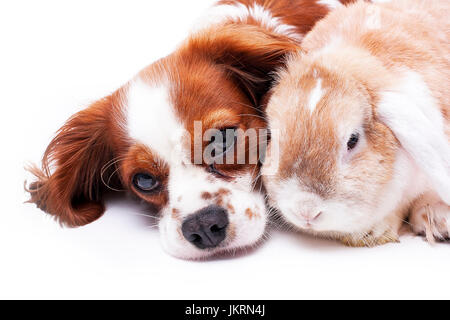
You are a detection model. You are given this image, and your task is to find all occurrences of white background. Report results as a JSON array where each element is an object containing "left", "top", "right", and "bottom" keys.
[{"left": 1, "top": 0, "right": 449, "bottom": 300}]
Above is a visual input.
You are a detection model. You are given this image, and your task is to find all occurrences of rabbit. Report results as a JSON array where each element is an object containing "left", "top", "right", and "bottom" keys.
[{"left": 261, "top": 0, "right": 450, "bottom": 246}]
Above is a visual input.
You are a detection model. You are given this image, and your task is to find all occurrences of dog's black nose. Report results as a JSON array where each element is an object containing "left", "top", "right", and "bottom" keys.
[{"left": 181, "top": 205, "right": 229, "bottom": 249}]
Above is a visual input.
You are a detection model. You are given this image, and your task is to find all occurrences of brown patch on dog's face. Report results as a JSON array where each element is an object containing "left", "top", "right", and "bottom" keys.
[
  {"left": 201, "top": 192, "right": 213, "bottom": 200},
  {"left": 227, "top": 203, "right": 236, "bottom": 214},
  {"left": 245, "top": 208, "right": 261, "bottom": 220},
  {"left": 204, "top": 188, "right": 235, "bottom": 215},
  {"left": 121, "top": 144, "right": 169, "bottom": 211},
  {"left": 201, "top": 188, "right": 233, "bottom": 208},
  {"left": 245, "top": 208, "right": 255, "bottom": 220},
  {"left": 172, "top": 208, "right": 181, "bottom": 220},
  {"left": 216, "top": 188, "right": 231, "bottom": 197}
]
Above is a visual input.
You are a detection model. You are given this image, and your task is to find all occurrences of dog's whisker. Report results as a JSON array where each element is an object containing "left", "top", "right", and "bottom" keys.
[{"left": 133, "top": 213, "right": 161, "bottom": 220}]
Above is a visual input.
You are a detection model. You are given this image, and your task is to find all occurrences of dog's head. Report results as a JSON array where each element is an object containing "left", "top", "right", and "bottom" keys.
[{"left": 27, "top": 24, "right": 296, "bottom": 259}]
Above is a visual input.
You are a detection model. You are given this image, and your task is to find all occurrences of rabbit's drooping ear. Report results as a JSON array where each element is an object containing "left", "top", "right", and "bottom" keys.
[
  {"left": 26, "top": 95, "right": 122, "bottom": 227},
  {"left": 377, "top": 72, "right": 450, "bottom": 204}
]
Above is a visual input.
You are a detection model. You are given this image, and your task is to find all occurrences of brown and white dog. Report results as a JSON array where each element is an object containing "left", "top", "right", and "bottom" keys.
[
  {"left": 263, "top": 0, "right": 450, "bottom": 247},
  {"left": 26, "top": 0, "right": 350, "bottom": 259}
]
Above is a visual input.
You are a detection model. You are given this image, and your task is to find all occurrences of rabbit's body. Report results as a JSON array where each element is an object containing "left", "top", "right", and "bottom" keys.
[{"left": 263, "top": 0, "right": 450, "bottom": 245}]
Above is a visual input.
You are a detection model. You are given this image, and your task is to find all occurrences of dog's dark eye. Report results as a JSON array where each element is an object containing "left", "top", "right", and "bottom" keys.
[
  {"left": 133, "top": 173, "right": 159, "bottom": 193},
  {"left": 347, "top": 133, "right": 360, "bottom": 151},
  {"left": 210, "top": 127, "right": 237, "bottom": 158}
]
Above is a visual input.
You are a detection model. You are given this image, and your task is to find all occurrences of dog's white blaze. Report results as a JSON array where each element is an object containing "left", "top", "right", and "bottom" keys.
[
  {"left": 307, "top": 78, "right": 324, "bottom": 113},
  {"left": 194, "top": 3, "right": 302, "bottom": 41},
  {"left": 169, "top": 164, "right": 215, "bottom": 214},
  {"left": 317, "top": 0, "right": 343, "bottom": 9},
  {"left": 378, "top": 71, "right": 450, "bottom": 204},
  {"left": 127, "top": 79, "right": 184, "bottom": 164}
]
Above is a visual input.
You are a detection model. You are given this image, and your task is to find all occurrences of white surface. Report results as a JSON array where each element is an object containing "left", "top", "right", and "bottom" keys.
[{"left": 1, "top": 0, "right": 449, "bottom": 300}]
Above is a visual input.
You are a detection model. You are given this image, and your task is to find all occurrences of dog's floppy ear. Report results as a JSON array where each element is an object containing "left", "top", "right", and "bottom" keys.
[
  {"left": 26, "top": 95, "right": 123, "bottom": 227},
  {"left": 188, "top": 24, "right": 298, "bottom": 106},
  {"left": 377, "top": 72, "right": 450, "bottom": 204}
]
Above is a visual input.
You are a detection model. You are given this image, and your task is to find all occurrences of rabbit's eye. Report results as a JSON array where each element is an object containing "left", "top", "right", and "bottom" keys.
[{"left": 347, "top": 133, "right": 359, "bottom": 150}]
